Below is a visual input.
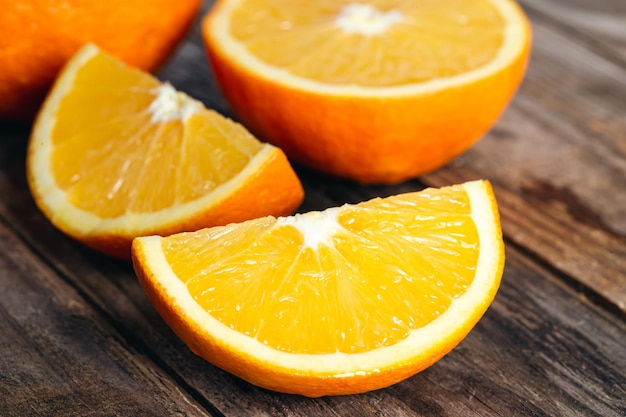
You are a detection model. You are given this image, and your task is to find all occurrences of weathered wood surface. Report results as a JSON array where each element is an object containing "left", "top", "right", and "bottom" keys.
[
  {"left": 1, "top": 1, "right": 625, "bottom": 416},
  {"left": 425, "top": 0, "right": 626, "bottom": 314}
]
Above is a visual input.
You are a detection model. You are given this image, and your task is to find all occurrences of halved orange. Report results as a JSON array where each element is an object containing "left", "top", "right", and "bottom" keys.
[
  {"left": 26, "top": 44, "right": 304, "bottom": 259},
  {"left": 203, "top": 0, "right": 532, "bottom": 184},
  {"left": 132, "top": 180, "right": 505, "bottom": 396}
]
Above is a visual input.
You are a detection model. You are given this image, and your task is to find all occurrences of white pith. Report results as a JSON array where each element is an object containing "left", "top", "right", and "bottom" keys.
[
  {"left": 149, "top": 83, "right": 201, "bottom": 123},
  {"left": 334, "top": 4, "right": 403, "bottom": 36},
  {"left": 276, "top": 208, "right": 342, "bottom": 249},
  {"left": 209, "top": 0, "right": 528, "bottom": 96},
  {"left": 137, "top": 180, "right": 503, "bottom": 375}
]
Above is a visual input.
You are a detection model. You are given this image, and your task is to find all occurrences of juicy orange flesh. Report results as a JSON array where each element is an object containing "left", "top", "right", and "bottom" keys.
[
  {"left": 229, "top": 0, "right": 505, "bottom": 86},
  {"left": 50, "top": 51, "right": 263, "bottom": 217},
  {"left": 162, "top": 186, "right": 479, "bottom": 354}
]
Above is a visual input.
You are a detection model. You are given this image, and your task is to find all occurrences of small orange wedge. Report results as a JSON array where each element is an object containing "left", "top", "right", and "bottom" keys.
[
  {"left": 27, "top": 44, "right": 304, "bottom": 259},
  {"left": 132, "top": 180, "right": 505, "bottom": 396}
]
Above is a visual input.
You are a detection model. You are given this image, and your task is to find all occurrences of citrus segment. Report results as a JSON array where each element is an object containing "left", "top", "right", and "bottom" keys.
[
  {"left": 27, "top": 44, "right": 304, "bottom": 259},
  {"left": 132, "top": 180, "right": 505, "bottom": 396},
  {"left": 230, "top": 1, "right": 505, "bottom": 86},
  {"left": 203, "top": 0, "right": 532, "bottom": 183}
]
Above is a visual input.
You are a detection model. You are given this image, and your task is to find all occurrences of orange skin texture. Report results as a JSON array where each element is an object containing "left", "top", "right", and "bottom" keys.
[
  {"left": 27, "top": 146, "right": 304, "bottom": 259},
  {"left": 202, "top": 4, "right": 532, "bottom": 184},
  {"left": 0, "top": 0, "right": 201, "bottom": 121}
]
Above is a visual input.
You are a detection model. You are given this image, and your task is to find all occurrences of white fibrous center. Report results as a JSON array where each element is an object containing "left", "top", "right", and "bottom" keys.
[
  {"left": 277, "top": 208, "right": 343, "bottom": 249},
  {"left": 149, "top": 83, "right": 201, "bottom": 122},
  {"left": 335, "top": 4, "right": 403, "bottom": 36}
]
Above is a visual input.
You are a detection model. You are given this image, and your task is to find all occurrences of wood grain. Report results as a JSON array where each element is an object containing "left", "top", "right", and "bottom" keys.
[
  {"left": 421, "top": 0, "right": 626, "bottom": 313},
  {"left": 0, "top": 0, "right": 624, "bottom": 415},
  {"left": 520, "top": 0, "right": 626, "bottom": 60},
  {"left": 0, "top": 222, "right": 210, "bottom": 417},
  {"left": 1, "top": 178, "right": 624, "bottom": 415}
]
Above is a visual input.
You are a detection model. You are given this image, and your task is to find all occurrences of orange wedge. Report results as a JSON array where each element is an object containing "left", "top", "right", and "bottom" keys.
[
  {"left": 203, "top": 0, "right": 532, "bottom": 184},
  {"left": 26, "top": 44, "right": 304, "bottom": 259},
  {"left": 132, "top": 180, "right": 505, "bottom": 396}
]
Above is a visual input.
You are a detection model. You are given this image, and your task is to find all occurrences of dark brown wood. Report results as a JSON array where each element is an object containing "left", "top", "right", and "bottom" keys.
[
  {"left": 422, "top": 0, "right": 626, "bottom": 314},
  {"left": 0, "top": 221, "right": 211, "bottom": 417},
  {"left": 521, "top": 0, "right": 626, "bottom": 59},
  {"left": 1, "top": 0, "right": 625, "bottom": 415},
  {"left": 424, "top": 165, "right": 626, "bottom": 315},
  {"left": 2, "top": 170, "right": 625, "bottom": 415}
]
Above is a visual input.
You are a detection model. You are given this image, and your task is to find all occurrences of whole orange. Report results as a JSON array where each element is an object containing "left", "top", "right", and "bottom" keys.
[{"left": 0, "top": 0, "right": 201, "bottom": 121}]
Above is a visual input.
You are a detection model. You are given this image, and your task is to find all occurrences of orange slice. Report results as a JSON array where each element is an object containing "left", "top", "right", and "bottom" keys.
[
  {"left": 203, "top": 0, "right": 532, "bottom": 184},
  {"left": 132, "top": 180, "right": 505, "bottom": 396},
  {"left": 26, "top": 44, "right": 304, "bottom": 259}
]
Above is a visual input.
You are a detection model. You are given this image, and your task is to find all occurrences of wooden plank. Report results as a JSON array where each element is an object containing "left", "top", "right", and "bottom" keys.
[
  {"left": 1, "top": 1, "right": 624, "bottom": 415},
  {"left": 520, "top": 0, "right": 626, "bottom": 60},
  {"left": 423, "top": 165, "right": 626, "bottom": 315},
  {"left": 0, "top": 222, "right": 212, "bottom": 416},
  {"left": 418, "top": 5, "right": 626, "bottom": 312},
  {"left": 443, "top": 15, "right": 626, "bottom": 235},
  {"left": 2, "top": 186, "right": 626, "bottom": 416},
  {"left": 1, "top": 130, "right": 624, "bottom": 416}
]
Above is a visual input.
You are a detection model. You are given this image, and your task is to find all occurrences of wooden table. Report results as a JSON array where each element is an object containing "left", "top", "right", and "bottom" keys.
[{"left": 1, "top": 1, "right": 625, "bottom": 415}]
